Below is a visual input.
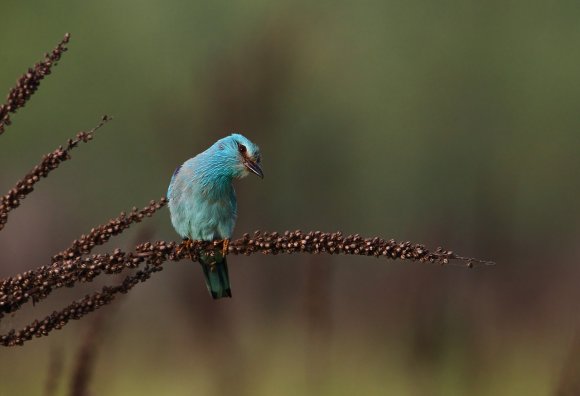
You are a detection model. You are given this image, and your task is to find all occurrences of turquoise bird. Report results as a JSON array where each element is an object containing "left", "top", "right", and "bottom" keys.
[{"left": 167, "top": 134, "right": 263, "bottom": 299}]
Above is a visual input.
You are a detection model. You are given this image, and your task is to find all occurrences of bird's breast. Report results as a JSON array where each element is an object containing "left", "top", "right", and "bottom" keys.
[{"left": 169, "top": 179, "right": 236, "bottom": 241}]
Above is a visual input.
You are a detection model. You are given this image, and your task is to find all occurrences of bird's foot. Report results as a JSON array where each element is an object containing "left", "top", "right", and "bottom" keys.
[
  {"left": 213, "top": 239, "right": 230, "bottom": 257},
  {"left": 177, "top": 238, "right": 194, "bottom": 259},
  {"left": 222, "top": 239, "right": 230, "bottom": 256}
]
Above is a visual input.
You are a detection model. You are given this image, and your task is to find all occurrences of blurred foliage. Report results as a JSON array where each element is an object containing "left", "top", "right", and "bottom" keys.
[{"left": 1, "top": 0, "right": 580, "bottom": 395}]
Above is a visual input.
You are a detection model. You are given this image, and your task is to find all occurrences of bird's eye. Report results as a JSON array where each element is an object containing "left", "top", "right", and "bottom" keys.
[{"left": 238, "top": 143, "right": 247, "bottom": 154}]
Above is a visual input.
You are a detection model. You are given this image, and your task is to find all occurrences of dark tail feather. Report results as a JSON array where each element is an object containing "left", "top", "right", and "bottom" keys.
[{"left": 200, "top": 253, "right": 232, "bottom": 299}]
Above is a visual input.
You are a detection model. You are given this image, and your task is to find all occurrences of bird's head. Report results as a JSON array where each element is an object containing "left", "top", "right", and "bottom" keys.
[{"left": 212, "top": 133, "right": 263, "bottom": 179}]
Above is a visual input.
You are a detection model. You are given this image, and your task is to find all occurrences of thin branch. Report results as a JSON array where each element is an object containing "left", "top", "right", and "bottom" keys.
[
  {"left": 52, "top": 198, "right": 167, "bottom": 264},
  {"left": 0, "top": 229, "right": 491, "bottom": 320},
  {"left": 0, "top": 198, "right": 166, "bottom": 318},
  {"left": 0, "top": 231, "right": 493, "bottom": 346},
  {"left": 68, "top": 310, "right": 108, "bottom": 396},
  {"left": 0, "top": 115, "right": 111, "bottom": 231},
  {"left": 0, "top": 33, "right": 71, "bottom": 135},
  {"left": 43, "top": 345, "right": 64, "bottom": 396},
  {"left": 0, "top": 264, "right": 161, "bottom": 347}
]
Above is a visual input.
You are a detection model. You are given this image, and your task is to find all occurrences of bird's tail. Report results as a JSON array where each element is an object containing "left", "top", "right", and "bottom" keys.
[{"left": 199, "top": 250, "right": 232, "bottom": 299}]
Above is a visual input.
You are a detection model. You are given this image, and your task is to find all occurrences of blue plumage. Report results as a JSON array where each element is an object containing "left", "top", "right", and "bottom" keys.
[{"left": 167, "top": 134, "right": 263, "bottom": 299}]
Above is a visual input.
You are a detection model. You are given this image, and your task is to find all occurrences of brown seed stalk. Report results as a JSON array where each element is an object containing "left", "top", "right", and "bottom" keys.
[
  {"left": 0, "top": 33, "right": 71, "bottom": 135},
  {"left": 0, "top": 115, "right": 111, "bottom": 232},
  {"left": 52, "top": 198, "right": 168, "bottom": 264},
  {"left": 0, "top": 231, "right": 493, "bottom": 346},
  {"left": 0, "top": 199, "right": 167, "bottom": 319}
]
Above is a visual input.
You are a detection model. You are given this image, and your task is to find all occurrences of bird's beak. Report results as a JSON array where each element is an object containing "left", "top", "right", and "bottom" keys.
[{"left": 244, "top": 159, "right": 264, "bottom": 178}]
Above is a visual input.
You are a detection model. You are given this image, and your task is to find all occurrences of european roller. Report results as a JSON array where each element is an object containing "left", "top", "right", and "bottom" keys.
[{"left": 167, "top": 134, "right": 263, "bottom": 299}]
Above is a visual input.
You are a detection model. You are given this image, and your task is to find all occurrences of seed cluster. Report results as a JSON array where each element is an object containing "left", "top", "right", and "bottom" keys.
[
  {"left": 0, "top": 264, "right": 161, "bottom": 347},
  {"left": 0, "top": 240, "right": 176, "bottom": 346},
  {"left": 0, "top": 231, "right": 485, "bottom": 321},
  {"left": 0, "top": 116, "right": 110, "bottom": 231},
  {"left": 0, "top": 33, "right": 70, "bottom": 134},
  {"left": 227, "top": 230, "right": 455, "bottom": 263},
  {"left": 0, "top": 199, "right": 167, "bottom": 318},
  {"left": 0, "top": 231, "right": 490, "bottom": 346},
  {"left": 52, "top": 198, "right": 167, "bottom": 263}
]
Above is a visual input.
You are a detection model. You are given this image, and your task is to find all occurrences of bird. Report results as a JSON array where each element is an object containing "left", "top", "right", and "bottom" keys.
[{"left": 167, "top": 134, "right": 263, "bottom": 299}]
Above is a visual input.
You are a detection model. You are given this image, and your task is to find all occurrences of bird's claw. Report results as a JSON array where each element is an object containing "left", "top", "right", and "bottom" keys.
[
  {"left": 177, "top": 238, "right": 194, "bottom": 259},
  {"left": 222, "top": 239, "right": 230, "bottom": 256},
  {"left": 213, "top": 239, "right": 230, "bottom": 257}
]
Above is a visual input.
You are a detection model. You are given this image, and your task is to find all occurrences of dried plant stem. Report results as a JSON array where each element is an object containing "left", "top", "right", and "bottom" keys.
[
  {"left": 0, "top": 198, "right": 166, "bottom": 318},
  {"left": 0, "top": 33, "right": 71, "bottom": 134},
  {"left": 0, "top": 231, "right": 492, "bottom": 347},
  {"left": 0, "top": 264, "right": 160, "bottom": 347},
  {"left": 0, "top": 116, "right": 111, "bottom": 231},
  {"left": 43, "top": 346, "right": 64, "bottom": 396},
  {"left": 52, "top": 198, "right": 167, "bottom": 264}
]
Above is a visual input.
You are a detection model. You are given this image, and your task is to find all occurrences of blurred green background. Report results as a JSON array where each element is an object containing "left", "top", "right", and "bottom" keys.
[{"left": 1, "top": 1, "right": 580, "bottom": 395}]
